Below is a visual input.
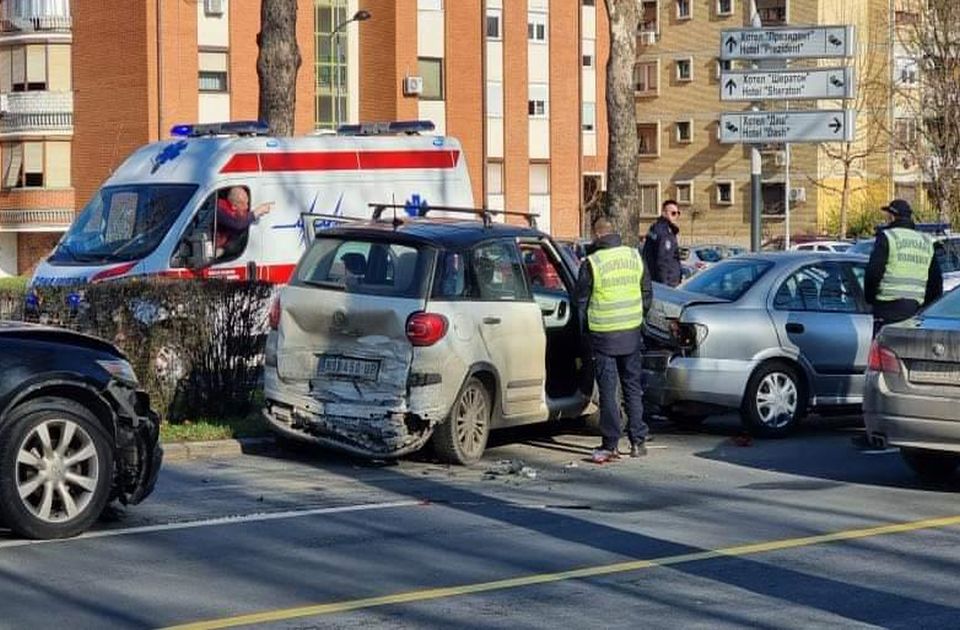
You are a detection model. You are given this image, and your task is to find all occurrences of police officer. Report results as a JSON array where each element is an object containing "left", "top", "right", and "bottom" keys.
[
  {"left": 864, "top": 199, "right": 943, "bottom": 336},
  {"left": 642, "top": 199, "right": 683, "bottom": 287},
  {"left": 575, "top": 217, "right": 653, "bottom": 462}
]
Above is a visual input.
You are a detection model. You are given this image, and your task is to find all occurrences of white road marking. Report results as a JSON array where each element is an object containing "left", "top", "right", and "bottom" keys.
[
  {"left": 861, "top": 448, "right": 899, "bottom": 455},
  {"left": 0, "top": 500, "right": 424, "bottom": 550}
]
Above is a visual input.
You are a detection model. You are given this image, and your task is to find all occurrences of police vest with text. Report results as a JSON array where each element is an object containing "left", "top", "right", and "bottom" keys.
[
  {"left": 877, "top": 228, "right": 934, "bottom": 304},
  {"left": 587, "top": 246, "right": 645, "bottom": 333}
]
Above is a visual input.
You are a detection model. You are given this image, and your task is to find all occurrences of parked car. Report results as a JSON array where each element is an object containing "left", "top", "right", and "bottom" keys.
[
  {"left": 263, "top": 214, "right": 592, "bottom": 465},
  {"left": 0, "top": 324, "right": 161, "bottom": 539},
  {"left": 681, "top": 245, "right": 725, "bottom": 272},
  {"left": 864, "top": 290, "right": 960, "bottom": 480},
  {"left": 790, "top": 240, "right": 853, "bottom": 253},
  {"left": 644, "top": 252, "right": 873, "bottom": 437}
]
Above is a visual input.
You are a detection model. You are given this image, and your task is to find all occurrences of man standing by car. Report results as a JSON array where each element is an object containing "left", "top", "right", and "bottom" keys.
[
  {"left": 576, "top": 217, "right": 653, "bottom": 462},
  {"left": 865, "top": 199, "right": 943, "bottom": 336},
  {"left": 642, "top": 200, "right": 683, "bottom": 287}
]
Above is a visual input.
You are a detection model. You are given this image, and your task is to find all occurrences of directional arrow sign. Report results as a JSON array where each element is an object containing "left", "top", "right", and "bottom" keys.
[
  {"left": 720, "top": 67, "right": 856, "bottom": 101},
  {"left": 719, "top": 110, "right": 856, "bottom": 144},
  {"left": 720, "top": 26, "right": 856, "bottom": 60}
]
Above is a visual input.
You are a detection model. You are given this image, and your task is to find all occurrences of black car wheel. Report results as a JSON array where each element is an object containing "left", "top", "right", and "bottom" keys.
[
  {"left": 741, "top": 362, "right": 804, "bottom": 438},
  {"left": 901, "top": 448, "right": 960, "bottom": 482},
  {"left": 0, "top": 397, "right": 113, "bottom": 539},
  {"left": 432, "top": 378, "right": 491, "bottom": 466}
]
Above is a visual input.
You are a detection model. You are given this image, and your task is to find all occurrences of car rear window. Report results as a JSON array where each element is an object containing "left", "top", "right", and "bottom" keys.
[
  {"left": 682, "top": 258, "right": 773, "bottom": 301},
  {"left": 936, "top": 238, "right": 960, "bottom": 273},
  {"left": 293, "top": 237, "right": 433, "bottom": 298},
  {"left": 695, "top": 248, "right": 723, "bottom": 263},
  {"left": 924, "top": 289, "right": 960, "bottom": 319}
]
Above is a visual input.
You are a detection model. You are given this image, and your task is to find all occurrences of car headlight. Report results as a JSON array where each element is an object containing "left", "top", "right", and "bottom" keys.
[{"left": 97, "top": 359, "right": 139, "bottom": 385}]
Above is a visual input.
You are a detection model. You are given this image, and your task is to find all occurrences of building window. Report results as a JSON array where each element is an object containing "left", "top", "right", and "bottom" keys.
[
  {"left": 894, "top": 117, "right": 918, "bottom": 147},
  {"left": 582, "top": 0, "right": 595, "bottom": 5},
  {"left": 7, "top": 45, "right": 47, "bottom": 92},
  {"left": 716, "top": 59, "right": 732, "bottom": 79},
  {"left": 583, "top": 53, "right": 594, "bottom": 67},
  {"left": 487, "top": 161, "right": 504, "bottom": 195},
  {"left": 315, "top": 0, "right": 349, "bottom": 130},
  {"left": 676, "top": 58, "right": 693, "bottom": 81},
  {"left": 198, "top": 50, "right": 229, "bottom": 92},
  {"left": 583, "top": 39, "right": 595, "bottom": 68},
  {"left": 639, "top": 183, "right": 661, "bottom": 215},
  {"left": 717, "top": 0, "right": 734, "bottom": 16},
  {"left": 896, "top": 57, "right": 918, "bottom": 85},
  {"left": 676, "top": 120, "right": 693, "bottom": 143},
  {"left": 716, "top": 181, "right": 734, "bottom": 205},
  {"left": 2, "top": 142, "right": 44, "bottom": 189},
  {"left": 637, "top": 123, "right": 659, "bottom": 157},
  {"left": 762, "top": 183, "right": 786, "bottom": 215},
  {"left": 418, "top": 0, "right": 443, "bottom": 9},
  {"left": 487, "top": 81, "right": 503, "bottom": 118},
  {"left": 528, "top": 13, "right": 547, "bottom": 43},
  {"left": 582, "top": 103, "right": 596, "bottom": 132},
  {"left": 528, "top": 83, "right": 548, "bottom": 117},
  {"left": 486, "top": 9, "right": 501, "bottom": 40},
  {"left": 676, "top": 181, "right": 693, "bottom": 205},
  {"left": 757, "top": 0, "right": 787, "bottom": 25},
  {"left": 639, "top": 1, "right": 658, "bottom": 35},
  {"left": 677, "top": 0, "right": 692, "bottom": 19},
  {"left": 634, "top": 61, "right": 659, "bottom": 96},
  {"left": 419, "top": 57, "right": 444, "bottom": 100},
  {"left": 530, "top": 163, "right": 550, "bottom": 196}
]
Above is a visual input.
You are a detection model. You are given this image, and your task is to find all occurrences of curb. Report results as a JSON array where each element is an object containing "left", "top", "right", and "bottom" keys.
[{"left": 161, "top": 436, "right": 276, "bottom": 462}]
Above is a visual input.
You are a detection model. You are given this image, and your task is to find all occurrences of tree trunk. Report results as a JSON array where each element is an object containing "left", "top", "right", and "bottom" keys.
[
  {"left": 257, "top": 0, "right": 301, "bottom": 137},
  {"left": 839, "top": 155, "right": 851, "bottom": 239},
  {"left": 603, "top": 0, "right": 641, "bottom": 242}
]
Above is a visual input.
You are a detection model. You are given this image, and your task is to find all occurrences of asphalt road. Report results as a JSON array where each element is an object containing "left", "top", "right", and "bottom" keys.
[{"left": 1, "top": 414, "right": 959, "bottom": 630}]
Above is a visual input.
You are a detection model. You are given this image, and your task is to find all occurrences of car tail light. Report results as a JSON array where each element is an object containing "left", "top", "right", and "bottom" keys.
[
  {"left": 669, "top": 319, "right": 708, "bottom": 350},
  {"left": 406, "top": 312, "right": 448, "bottom": 347},
  {"left": 268, "top": 295, "right": 281, "bottom": 331},
  {"left": 867, "top": 341, "right": 900, "bottom": 374}
]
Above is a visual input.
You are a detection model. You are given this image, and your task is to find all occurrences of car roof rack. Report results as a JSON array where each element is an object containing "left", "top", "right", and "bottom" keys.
[
  {"left": 300, "top": 212, "right": 366, "bottom": 243},
  {"left": 336, "top": 120, "right": 436, "bottom": 136},
  {"left": 170, "top": 120, "right": 270, "bottom": 137},
  {"left": 369, "top": 203, "right": 539, "bottom": 229}
]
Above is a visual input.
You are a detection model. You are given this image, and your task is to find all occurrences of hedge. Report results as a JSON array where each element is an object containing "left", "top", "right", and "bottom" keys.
[{"left": 0, "top": 279, "right": 274, "bottom": 423}]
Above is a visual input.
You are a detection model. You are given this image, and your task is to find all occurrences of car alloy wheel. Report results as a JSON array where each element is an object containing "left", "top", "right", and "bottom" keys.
[
  {"left": 755, "top": 372, "right": 798, "bottom": 429},
  {"left": 453, "top": 382, "right": 490, "bottom": 461},
  {"left": 16, "top": 418, "right": 100, "bottom": 524}
]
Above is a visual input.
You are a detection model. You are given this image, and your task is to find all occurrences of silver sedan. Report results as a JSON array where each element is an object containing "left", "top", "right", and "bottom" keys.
[{"left": 643, "top": 252, "right": 872, "bottom": 437}]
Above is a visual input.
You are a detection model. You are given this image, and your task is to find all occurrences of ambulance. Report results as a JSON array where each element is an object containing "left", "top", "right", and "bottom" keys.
[{"left": 31, "top": 120, "right": 474, "bottom": 286}]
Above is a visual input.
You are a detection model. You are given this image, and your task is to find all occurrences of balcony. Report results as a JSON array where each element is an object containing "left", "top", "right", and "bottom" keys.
[
  {"left": 0, "top": 207, "right": 73, "bottom": 230},
  {"left": 0, "top": 0, "right": 71, "bottom": 38},
  {"left": 0, "top": 91, "right": 73, "bottom": 137}
]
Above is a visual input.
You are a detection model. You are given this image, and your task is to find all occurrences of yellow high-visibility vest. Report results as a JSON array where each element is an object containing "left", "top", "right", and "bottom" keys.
[
  {"left": 587, "top": 246, "right": 645, "bottom": 333},
  {"left": 877, "top": 227, "right": 933, "bottom": 304}
]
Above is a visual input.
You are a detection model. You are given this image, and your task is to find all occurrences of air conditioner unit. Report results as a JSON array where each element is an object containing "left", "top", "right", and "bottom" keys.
[
  {"left": 0, "top": 94, "right": 8, "bottom": 116},
  {"left": 789, "top": 187, "right": 807, "bottom": 203},
  {"left": 403, "top": 76, "right": 424, "bottom": 97},
  {"left": 639, "top": 31, "right": 657, "bottom": 45},
  {"left": 204, "top": 0, "right": 224, "bottom": 16}
]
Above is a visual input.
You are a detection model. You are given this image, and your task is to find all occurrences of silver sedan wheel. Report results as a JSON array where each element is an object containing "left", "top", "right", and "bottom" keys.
[
  {"left": 454, "top": 383, "right": 489, "bottom": 461},
  {"left": 755, "top": 372, "right": 798, "bottom": 428},
  {"left": 16, "top": 419, "right": 100, "bottom": 524}
]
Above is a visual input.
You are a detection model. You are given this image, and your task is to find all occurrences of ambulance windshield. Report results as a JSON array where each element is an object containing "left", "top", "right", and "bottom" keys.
[{"left": 50, "top": 184, "right": 198, "bottom": 264}]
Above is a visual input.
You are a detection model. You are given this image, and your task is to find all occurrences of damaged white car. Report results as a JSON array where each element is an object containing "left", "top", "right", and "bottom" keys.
[{"left": 262, "top": 213, "right": 593, "bottom": 464}]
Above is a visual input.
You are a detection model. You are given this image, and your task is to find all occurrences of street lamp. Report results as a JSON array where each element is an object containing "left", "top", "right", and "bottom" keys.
[{"left": 333, "top": 9, "right": 372, "bottom": 128}]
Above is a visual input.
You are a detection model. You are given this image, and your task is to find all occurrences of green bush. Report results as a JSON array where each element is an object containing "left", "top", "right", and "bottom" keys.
[{"left": 0, "top": 279, "right": 274, "bottom": 423}]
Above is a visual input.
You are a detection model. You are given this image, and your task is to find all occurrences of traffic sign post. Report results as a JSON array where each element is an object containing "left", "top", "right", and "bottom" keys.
[
  {"left": 720, "top": 26, "right": 856, "bottom": 60},
  {"left": 720, "top": 67, "right": 855, "bottom": 102},
  {"left": 719, "top": 110, "right": 856, "bottom": 144}
]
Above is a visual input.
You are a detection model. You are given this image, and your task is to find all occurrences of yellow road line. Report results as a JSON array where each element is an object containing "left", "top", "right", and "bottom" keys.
[{"left": 163, "top": 514, "right": 960, "bottom": 630}]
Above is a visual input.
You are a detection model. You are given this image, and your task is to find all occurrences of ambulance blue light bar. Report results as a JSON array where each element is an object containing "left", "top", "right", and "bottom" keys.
[
  {"left": 170, "top": 121, "right": 270, "bottom": 138},
  {"left": 336, "top": 120, "right": 436, "bottom": 136}
]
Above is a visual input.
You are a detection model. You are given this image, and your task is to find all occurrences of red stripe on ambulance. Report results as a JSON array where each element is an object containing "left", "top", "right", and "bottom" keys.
[{"left": 220, "top": 150, "right": 460, "bottom": 174}]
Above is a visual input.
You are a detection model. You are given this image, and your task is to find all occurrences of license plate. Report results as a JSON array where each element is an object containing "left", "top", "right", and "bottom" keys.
[
  {"left": 909, "top": 360, "right": 960, "bottom": 386},
  {"left": 316, "top": 355, "right": 380, "bottom": 381}
]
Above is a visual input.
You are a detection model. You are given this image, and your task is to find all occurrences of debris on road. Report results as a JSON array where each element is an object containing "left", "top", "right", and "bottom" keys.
[{"left": 483, "top": 459, "right": 539, "bottom": 481}]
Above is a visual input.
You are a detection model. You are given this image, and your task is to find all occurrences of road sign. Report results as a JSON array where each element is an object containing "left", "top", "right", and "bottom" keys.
[
  {"left": 719, "top": 110, "right": 856, "bottom": 144},
  {"left": 720, "top": 26, "right": 856, "bottom": 60},
  {"left": 720, "top": 67, "right": 855, "bottom": 102}
]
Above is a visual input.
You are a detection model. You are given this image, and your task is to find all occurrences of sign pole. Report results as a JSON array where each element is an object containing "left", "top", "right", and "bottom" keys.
[
  {"left": 749, "top": 1, "right": 762, "bottom": 252},
  {"left": 785, "top": 142, "right": 791, "bottom": 249}
]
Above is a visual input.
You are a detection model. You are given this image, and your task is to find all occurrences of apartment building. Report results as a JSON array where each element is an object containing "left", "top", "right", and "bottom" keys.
[{"left": 0, "top": 0, "right": 74, "bottom": 275}]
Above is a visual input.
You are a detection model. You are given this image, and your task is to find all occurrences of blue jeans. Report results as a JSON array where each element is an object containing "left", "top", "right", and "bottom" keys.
[{"left": 594, "top": 349, "right": 648, "bottom": 451}]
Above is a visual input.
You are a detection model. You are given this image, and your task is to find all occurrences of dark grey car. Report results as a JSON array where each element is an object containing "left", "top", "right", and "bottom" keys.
[
  {"left": 644, "top": 252, "right": 873, "bottom": 437},
  {"left": 865, "top": 289, "right": 960, "bottom": 480}
]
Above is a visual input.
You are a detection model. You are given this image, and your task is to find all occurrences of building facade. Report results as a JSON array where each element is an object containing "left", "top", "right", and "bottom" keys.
[{"left": 0, "top": 0, "right": 74, "bottom": 275}]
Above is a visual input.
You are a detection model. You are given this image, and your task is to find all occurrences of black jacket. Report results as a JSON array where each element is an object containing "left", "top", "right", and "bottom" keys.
[
  {"left": 864, "top": 217, "right": 943, "bottom": 322},
  {"left": 642, "top": 217, "right": 682, "bottom": 287},
  {"left": 575, "top": 234, "right": 653, "bottom": 356}
]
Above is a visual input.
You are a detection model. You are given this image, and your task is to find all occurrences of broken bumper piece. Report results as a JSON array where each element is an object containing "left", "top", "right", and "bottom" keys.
[{"left": 263, "top": 401, "right": 436, "bottom": 458}]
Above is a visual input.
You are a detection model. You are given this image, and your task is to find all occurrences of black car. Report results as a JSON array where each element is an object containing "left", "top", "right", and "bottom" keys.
[{"left": 0, "top": 323, "right": 161, "bottom": 539}]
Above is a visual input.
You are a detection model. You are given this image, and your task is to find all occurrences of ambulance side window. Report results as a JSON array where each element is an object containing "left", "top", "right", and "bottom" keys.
[{"left": 174, "top": 186, "right": 251, "bottom": 269}]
